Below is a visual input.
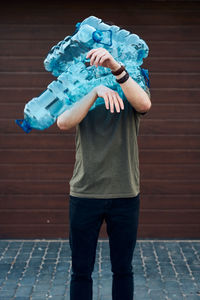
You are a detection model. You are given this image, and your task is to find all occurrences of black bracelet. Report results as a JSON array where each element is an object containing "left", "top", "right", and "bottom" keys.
[
  {"left": 111, "top": 64, "right": 125, "bottom": 76},
  {"left": 116, "top": 72, "right": 130, "bottom": 84}
]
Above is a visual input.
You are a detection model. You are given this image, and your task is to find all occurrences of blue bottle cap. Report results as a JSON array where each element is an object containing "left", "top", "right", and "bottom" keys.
[
  {"left": 92, "top": 30, "right": 103, "bottom": 42},
  {"left": 15, "top": 119, "right": 32, "bottom": 133}
]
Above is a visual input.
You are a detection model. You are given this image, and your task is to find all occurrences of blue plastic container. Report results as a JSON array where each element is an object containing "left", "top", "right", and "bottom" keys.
[{"left": 16, "top": 16, "right": 150, "bottom": 133}]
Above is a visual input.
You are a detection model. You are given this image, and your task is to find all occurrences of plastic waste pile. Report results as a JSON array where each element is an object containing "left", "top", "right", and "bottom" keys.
[{"left": 16, "top": 16, "right": 150, "bottom": 133}]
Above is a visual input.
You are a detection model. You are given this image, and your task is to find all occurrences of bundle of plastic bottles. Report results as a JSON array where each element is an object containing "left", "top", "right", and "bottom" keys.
[{"left": 16, "top": 16, "right": 150, "bottom": 133}]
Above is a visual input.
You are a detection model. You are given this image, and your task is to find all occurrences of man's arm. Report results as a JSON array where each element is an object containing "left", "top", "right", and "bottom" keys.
[
  {"left": 57, "top": 85, "right": 124, "bottom": 130},
  {"left": 87, "top": 48, "right": 152, "bottom": 114},
  {"left": 113, "top": 68, "right": 151, "bottom": 113},
  {"left": 57, "top": 88, "right": 97, "bottom": 130}
]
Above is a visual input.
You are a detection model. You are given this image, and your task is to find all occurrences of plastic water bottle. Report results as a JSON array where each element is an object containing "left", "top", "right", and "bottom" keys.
[
  {"left": 44, "top": 16, "right": 149, "bottom": 77},
  {"left": 16, "top": 16, "right": 150, "bottom": 133}
]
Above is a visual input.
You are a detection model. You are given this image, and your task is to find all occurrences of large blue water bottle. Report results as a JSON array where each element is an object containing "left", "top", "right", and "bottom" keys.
[{"left": 16, "top": 16, "right": 150, "bottom": 133}]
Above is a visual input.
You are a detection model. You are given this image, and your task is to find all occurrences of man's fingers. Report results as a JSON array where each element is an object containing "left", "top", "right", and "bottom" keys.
[
  {"left": 117, "top": 94, "right": 124, "bottom": 110},
  {"left": 93, "top": 53, "right": 105, "bottom": 67},
  {"left": 112, "top": 94, "right": 120, "bottom": 113},
  {"left": 86, "top": 48, "right": 99, "bottom": 58},
  {"left": 87, "top": 48, "right": 105, "bottom": 59},
  {"left": 103, "top": 94, "right": 109, "bottom": 110},
  {"left": 90, "top": 50, "right": 107, "bottom": 66},
  {"left": 108, "top": 95, "right": 114, "bottom": 113},
  {"left": 87, "top": 48, "right": 109, "bottom": 66},
  {"left": 98, "top": 54, "right": 110, "bottom": 65}
]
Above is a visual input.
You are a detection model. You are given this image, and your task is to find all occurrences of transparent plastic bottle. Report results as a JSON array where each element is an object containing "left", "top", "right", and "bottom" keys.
[{"left": 16, "top": 16, "right": 150, "bottom": 133}]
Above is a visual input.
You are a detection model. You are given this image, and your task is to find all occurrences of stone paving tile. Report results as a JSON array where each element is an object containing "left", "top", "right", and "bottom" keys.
[{"left": 0, "top": 239, "right": 200, "bottom": 300}]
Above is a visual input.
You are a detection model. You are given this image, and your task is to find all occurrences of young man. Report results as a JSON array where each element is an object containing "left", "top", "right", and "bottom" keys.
[{"left": 57, "top": 47, "right": 151, "bottom": 300}]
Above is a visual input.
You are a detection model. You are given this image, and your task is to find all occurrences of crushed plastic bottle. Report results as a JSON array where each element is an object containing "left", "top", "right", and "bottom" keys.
[
  {"left": 16, "top": 16, "right": 150, "bottom": 133},
  {"left": 44, "top": 16, "right": 149, "bottom": 77}
]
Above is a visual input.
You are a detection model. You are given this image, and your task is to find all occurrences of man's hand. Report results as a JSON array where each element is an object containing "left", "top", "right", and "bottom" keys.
[
  {"left": 95, "top": 85, "right": 124, "bottom": 113},
  {"left": 86, "top": 48, "right": 120, "bottom": 72}
]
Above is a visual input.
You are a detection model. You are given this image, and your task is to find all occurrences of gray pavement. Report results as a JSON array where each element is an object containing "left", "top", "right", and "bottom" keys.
[{"left": 0, "top": 239, "right": 200, "bottom": 300}]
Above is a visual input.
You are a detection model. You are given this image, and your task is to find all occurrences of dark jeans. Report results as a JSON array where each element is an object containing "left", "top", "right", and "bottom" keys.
[{"left": 69, "top": 193, "right": 140, "bottom": 300}]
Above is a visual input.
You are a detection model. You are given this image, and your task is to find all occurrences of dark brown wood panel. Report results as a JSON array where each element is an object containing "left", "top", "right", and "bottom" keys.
[
  {"left": 2, "top": 103, "right": 200, "bottom": 119},
  {"left": 1, "top": 134, "right": 200, "bottom": 149},
  {"left": 1, "top": 164, "right": 199, "bottom": 180},
  {"left": 1, "top": 88, "right": 200, "bottom": 104},
  {"left": 0, "top": 0, "right": 200, "bottom": 238},
  {"left": 0, "top": 134, "right": 75, "bottom": 149},
  {"left": 1, "top": 149, "right": 199, "bottom": 164},
  {"left": 1, "top": 119, "right": 200, "bottom": 135},
  {"left": 1, "top": 57, "right": 200, "bottom": 73},
  {"left": 1, "top": 194, "right": 200, "bottom": 210},
  {"left": 0, "top": 180, "right": 199, "bottom": 195},
  {"left": 0, "top": 210, "right": 199, "bottom": 225},
  {"left": 1, "top": 73, "right": 199, "bottom": 89},
  {"left": 1, "top": 41, "right": 200, "bottom": 57}
]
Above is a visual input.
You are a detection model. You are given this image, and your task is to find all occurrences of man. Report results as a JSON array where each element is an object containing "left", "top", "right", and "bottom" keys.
[{"left": 57, "top": 47, "right": 151, "bottom": 300}]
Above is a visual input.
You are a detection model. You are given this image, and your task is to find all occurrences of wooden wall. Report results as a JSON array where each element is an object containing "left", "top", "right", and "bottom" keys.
[{"left": 0, "top": 1, "right": 200, "bottom": 238}]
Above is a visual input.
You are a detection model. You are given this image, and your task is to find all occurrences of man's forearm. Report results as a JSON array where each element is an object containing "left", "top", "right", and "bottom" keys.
[
  {"left": 113, "top": 68, "right": 151, "bottom": 113},
  {"left": 57, "top": 88, "right": 97, "bottom": 130}
]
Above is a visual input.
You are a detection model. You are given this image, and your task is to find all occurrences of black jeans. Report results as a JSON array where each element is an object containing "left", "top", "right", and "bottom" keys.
[{"left": 69, "top": 193, "right": 140, "bottom": 300}]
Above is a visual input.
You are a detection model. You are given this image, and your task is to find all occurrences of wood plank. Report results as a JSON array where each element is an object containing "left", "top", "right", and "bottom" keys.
[
  {"left": 0, "top": 149, "right": 199, "bottom": 163},
  {"left": 0, "top": 41, "right": 52, "bottom": 57},
  {"left": 141, "top": 180, "right": 200, "bottom": 195},
  {"left": 0, "top": 224, "right": 69, "bottom": 239},
  {"left": 0, "top": 119, "right": 73, "bottom": 134},
  {"left": 0, "top": 73, "right": 53, "bottom": 88},
  {"left": 1, "top": 119, "right": 199, "bottom": 135},
  {"left": 2, "top": 103, "right": 200, "bottom": 120},
  {"left": 0, "top": 57, "right": 44, "bottom": 72},
  {"left": 1, "top": 57, "right": 200, "bottom": 73},
  {"left": 0, "top": 180, "right": 68, "bottom": 194},
  {"left": 0, "top": 209, "right": 199, "bottom": 224},
  {"left": 140, "top": 150, "right": 200, "bottom": 164},
  {"left": 1, "top": 134, "right": 199, "bottom": 150},
  {"left": 1, "top": 0, "right": 200, "bottom": 18},
  {"left": 1, "top": 194, "right": 200, "bottom": 210},
  {"left": 0, "top": 1, "right": 200, "bottom": 28},
  {"left": 1, "top": 163, "right": 199, "bottom": 181},
  {"left": 138, "top": 135, "right": 200, "bottom": 149},
  {"left": 0, "top": 149, "right": 75, "bottom": 163},
  {"left": 0, "top": 134, "right": 75, "bottom": 149},
  {"left": 1, "top": 73, "right": 199, "bottom": 88},
  {"left": 0, "top": 180, "right": 199, "bottom": 195},
  {"left": 145, "top": 104, "right": 200, "bottom": 119},
  {"left": 1, "top": 88, "right": 200, "bottom": 104},
  {"left": 149, "top": 41, "right": 200, "bottom": 58},
  {"left": 140, "top": 210, "right": 200, "bottom": 224},
  {"left": 1, "top": 6, "right": 200, "bottom": 25},
  {"left": 0, "top": 25, "right": 199, "bottom": 41},
  {"left": 140, "top": 195, "right": 200, "bottom": 209},
  {"left": 140, "top": 164, "right": 200, "bottom": 180},
  {"left": 145, "top": 58, "right": 200, "bottom": 73},
  {"left": 0, "top": 210, "right": 69, "bottom": 224},
  {"left": 0, "top": 164, "right": 74, "bottom": 180},
  {"left": 149, "top": 73, "right": 200, "bottom": 88},
  {"left": 0, "top": 223, "right": 199, "bottom": 239},
  {"left": 138, "top": 224, "right": 200, "bottom": 239},
  {"left": 1, "top": 41, "right": 199, "bottom": 58},
  {"left": 0, "top": 195, "right": 69, "bottom": 209},
  {"left": 147, "top": 89, "right": 200, "bottom": 104},
  {"left": 140, "top": 120, "right": 200, "bottom": 135}
]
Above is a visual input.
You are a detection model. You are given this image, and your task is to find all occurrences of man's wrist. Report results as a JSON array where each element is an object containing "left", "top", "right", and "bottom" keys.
[{"left": 110, "top": 62, "right": 121, "bottom": 72}]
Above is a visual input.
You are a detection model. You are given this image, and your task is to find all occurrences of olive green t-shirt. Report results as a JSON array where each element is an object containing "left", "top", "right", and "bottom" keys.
[{"left": 69, "top": 88, "right": 150, "bottom": 199}]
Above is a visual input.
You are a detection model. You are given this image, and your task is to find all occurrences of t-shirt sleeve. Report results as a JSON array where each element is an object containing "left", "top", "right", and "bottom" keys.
[{"left": 135, "top": 86, "right": 151, "bottom": 117}]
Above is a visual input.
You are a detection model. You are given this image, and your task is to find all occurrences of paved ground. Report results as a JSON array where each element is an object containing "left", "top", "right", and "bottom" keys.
[{"left": 0, "top": 239, "right": 200, "bottom": 300}]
